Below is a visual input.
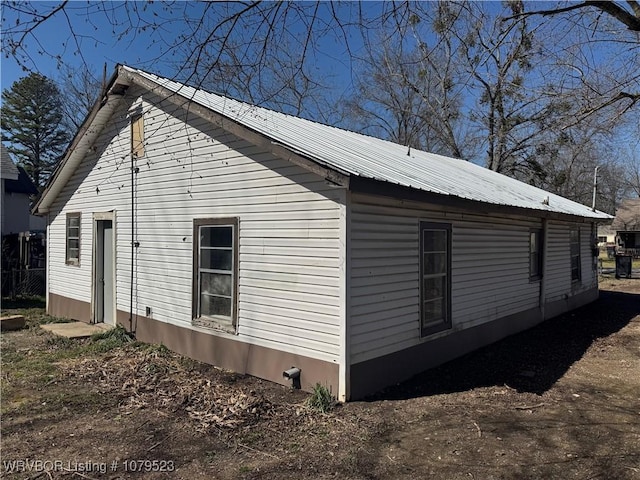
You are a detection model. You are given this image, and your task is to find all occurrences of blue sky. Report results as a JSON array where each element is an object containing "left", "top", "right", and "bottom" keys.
[
  {"left": 1, "top": 2, "right": 367, "bottom": 95},
  {"left": 1, "top": 1, "right": 638, "bottom": 167},
  {"left": 1, "top": 2, "right": 211, "bottom": 90}
]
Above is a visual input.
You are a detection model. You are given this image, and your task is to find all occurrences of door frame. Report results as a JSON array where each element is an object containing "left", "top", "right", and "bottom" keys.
[{"left": 91, "top": 211, "right": 117, "bottom": 324}]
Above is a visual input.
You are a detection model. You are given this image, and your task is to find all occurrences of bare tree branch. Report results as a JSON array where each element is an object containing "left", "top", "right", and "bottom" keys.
[
  {"left": 504, "top": 1, "right": 640, "bottom": 31},
  {"left": 562, "top": 91, "right": 640, "bottom": 130}
]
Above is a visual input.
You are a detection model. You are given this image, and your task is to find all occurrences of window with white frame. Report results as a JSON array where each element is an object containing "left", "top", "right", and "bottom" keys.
[
  {"left": 570, "top": 227, "right": 581, "bottom": 282},
  {"left": 529, "top": 229, "right": 543, "bottom": 280},
  {"left": 66, "top": 213, "right": 81, "bottom": 265},
  {"left": 193, "top": 218, "right": 238, "bottom": 330},
  {"left": 420, "top": 221, "right": 452, "bottom": 337}
]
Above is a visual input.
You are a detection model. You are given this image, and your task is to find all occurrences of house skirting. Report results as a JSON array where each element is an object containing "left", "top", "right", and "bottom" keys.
[
  {"left": 544, "top": 287, "right": 599, "bottom": 320},
  {"left": 46, "top": 293, "right": 339, "bottom": 393},
  {"left": 49, "top": 293, "right": 91, "bottom": 322},
  {"left": 349, "top": 286, "right": 599, "bottom": 399},
  {"left": 46, "top": 287, "right": 598, "bottom": 400}
]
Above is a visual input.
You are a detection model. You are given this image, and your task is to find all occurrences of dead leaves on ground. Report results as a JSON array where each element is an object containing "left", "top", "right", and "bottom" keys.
[{"left": 58, "top": 346, "right": 277, "bottom": 431}]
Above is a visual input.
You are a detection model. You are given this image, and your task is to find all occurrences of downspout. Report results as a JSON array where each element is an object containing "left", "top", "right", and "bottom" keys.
[{"left": 540, "top": 218, "right": 549, "bottom": 320}]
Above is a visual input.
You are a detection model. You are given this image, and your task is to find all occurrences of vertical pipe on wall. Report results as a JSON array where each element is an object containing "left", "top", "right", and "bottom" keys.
[
  {"left": 128, "top": 106, "right": 143, "bottom": 333},
  {"left": 592, "top": 166, "right": 599, "bottom": 212},
  {"left": 129, "top": 152, "right": 134, "bottom": 332}
]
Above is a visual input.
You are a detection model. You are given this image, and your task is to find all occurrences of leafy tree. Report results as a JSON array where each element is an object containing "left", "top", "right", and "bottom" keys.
[{"left": 1, "top": 73, "right": 69, "bottom": 188}]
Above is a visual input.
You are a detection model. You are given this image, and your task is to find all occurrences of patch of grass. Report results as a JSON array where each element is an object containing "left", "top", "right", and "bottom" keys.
[
  {"left": 204, "top": 451, "right": 217, "bottom": 464},
  {"left": 139, "top": 342, "right": 171, "bottom": 357},
  {"left": 1, "top": 302, "right": 73, "bottom": 328},
  {"left": 89, "top": 325, "right": 134, "bottom": 353},
  {"left": 306, "top": 383, "right": 336, "bottom": 413},
  {"left": 45, "top": 335, "right": 76, "bottom": 350},
  {"left": 1, "top": 296, "right": 45, "bottom": 310},
  {"left": 40, "top": 390, "right": 107, "bottom": 410},
  {"left": 4, "top": 390, "right": 108, "bottom": 419},
  {"left": 599, "top": 258, "right": 615, "bottom": 268},
  {"left": 240, "top": 430, "right": 264, "bottom": 445},
  {"left": 1, "top": 335, "right": 89, "bottom": 393},
  {"left": 37, "top": 315, "right": 74, "bottom": 326}
]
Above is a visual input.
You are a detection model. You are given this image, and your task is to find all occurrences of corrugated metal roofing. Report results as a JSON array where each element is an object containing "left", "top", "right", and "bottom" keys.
[{"left": 131, "top": 67, "right": 610, "bottom": 220}]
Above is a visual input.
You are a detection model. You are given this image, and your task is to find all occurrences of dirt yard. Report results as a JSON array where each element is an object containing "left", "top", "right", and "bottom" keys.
[{"left": 2, "top": 278, "right": 639, "bottom": 479}]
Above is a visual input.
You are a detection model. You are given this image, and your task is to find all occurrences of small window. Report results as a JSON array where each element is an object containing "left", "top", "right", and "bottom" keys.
[
  {"left": 420, "top": 221, "right": 452, "bottom": 337},
  {"left": 529, "top": 229, "right": 543, "bottom": 280},
  {"left": 570, "top": 227, "right": 581, "bottom": 282},
  {"left": 131, "top": 114, "right": 144, "bottom": 158},
  {"left": 66, "top": 213, "right": 81, "bottom": 266},
  {"left": 193, "top": 218, "right": 238, "bottom": 331}
]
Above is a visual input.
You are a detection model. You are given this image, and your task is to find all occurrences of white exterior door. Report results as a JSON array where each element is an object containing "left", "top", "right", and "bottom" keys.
[{"left": 95, "top": 219, "right": 115, "bottom": 324}]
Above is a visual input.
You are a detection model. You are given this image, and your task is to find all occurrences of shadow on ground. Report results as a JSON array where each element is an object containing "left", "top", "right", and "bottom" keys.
[
  {"left": 1, "top": 296, "right": 45, "bottom": 311},
  {"left": 370, "top": 288, "right": 640, "bottom": 401}
]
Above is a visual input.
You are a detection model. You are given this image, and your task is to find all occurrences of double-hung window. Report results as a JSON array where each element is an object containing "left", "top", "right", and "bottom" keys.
[
  {"left": 66, "top": 213, "right": 81, "bottom": 265},
  {"left": 529, "top": 229, "right": 543, "bottom": 280},
  {"left": 420, "top": 221, "right": 452, "bottom": 337},
  {"left": 570, "top": 227, "right": 581, "bottom": 282},
  {"left": 193, "top": 218, "right": 238, "bottom": 331}
]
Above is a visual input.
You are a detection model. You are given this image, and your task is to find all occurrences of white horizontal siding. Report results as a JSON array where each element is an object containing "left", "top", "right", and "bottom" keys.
[
  {"left": 48, "top": 89, "right": 344, "bottom": 362},
  {"left": 545, "top": 221, "right": 596, "bottom": 302},
  {"left": 544, "top": 223, "right": 570, "bottom": 302},
  {"left": 452, "top": 223, "right": 539, "bottom": 324},
  {"left": 581, "top": 225, "right": 597, "bottom": 290},
  {"left": 349, "top": 197, "right": 541, "bottom": 364},
  {"left": 47, "top": 210, "right": 94, "bottom": 303}
]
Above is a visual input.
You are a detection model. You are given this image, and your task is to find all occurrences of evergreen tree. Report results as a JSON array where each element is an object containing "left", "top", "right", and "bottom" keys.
[{"left": 1, "top": 73, "right": 69, "bottom": 189}]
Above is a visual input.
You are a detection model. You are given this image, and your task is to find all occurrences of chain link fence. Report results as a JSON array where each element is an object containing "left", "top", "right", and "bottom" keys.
[{"left": 1, "top": 268, "right": 46, "bottom": 298}]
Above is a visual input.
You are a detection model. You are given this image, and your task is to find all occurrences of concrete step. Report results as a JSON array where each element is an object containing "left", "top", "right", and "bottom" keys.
[{"left": 40, "top": 322, "right": 113, "bottom": 339}]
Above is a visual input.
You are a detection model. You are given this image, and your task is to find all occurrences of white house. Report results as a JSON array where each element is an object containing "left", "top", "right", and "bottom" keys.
[{"left": 34, "top": 66, "right": 612, "bottom": 400}]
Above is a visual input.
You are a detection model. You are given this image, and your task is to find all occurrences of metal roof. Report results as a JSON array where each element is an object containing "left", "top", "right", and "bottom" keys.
[
  {"left": 1, "top": 144, "right": 19, "bottom": 180},
  {"left": 125, "top": 67, "right": 610, "bottom": 220},
  {"left": 36, "top": 65, "right": 612, "bottom": 220}
]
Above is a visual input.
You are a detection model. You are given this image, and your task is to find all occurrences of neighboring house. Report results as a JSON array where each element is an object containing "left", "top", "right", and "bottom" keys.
[
  {"left": 611, "top": 198, "right": 640, "bottom": 257},
  {"left": 1, "top": 144, "right": 42, "bottom": 235},
  {"left": 34, "top": 66, "right": 612, "bottom": 400},
  {"left": 596, "top": 225, "right": 615, "bottom": 246},
  {"left": 597, "top": 224, "right": 616, "bottom": 258}
]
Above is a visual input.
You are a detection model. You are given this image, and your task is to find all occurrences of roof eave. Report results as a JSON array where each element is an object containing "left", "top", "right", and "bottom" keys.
[
  {"left": 349, "top": 176, "right": 613, "bottom": 222},
  {"left": 33, "top": 68, "right": 131, "bottom": 214}
]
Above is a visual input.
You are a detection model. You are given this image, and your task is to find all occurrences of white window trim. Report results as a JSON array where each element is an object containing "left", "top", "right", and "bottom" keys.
[
  {"left": 529, "top": 228, "right": 543, "bottom": 281},
  {"left": 570, "top": 227, "right": 581, "bottom": 283},
  {"left": 66, "top": 212, "right": 81, "bottom": 266},
  {"left": 192, "top": 217, "right": 238, "bottom": 333},
  {"left": 419, "top": 221, "right": 452, "bottom": 337}
]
